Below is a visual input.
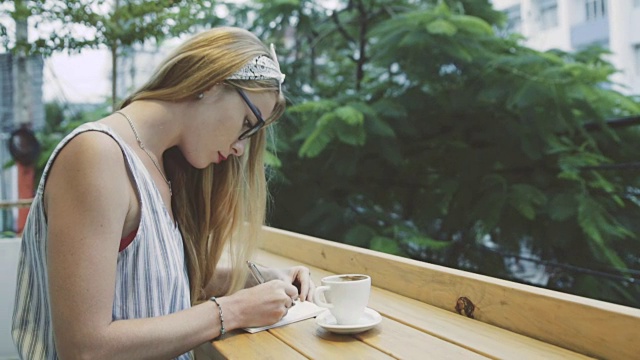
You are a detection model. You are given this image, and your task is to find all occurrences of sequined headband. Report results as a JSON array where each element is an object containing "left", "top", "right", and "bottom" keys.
[{"left": 227, "top": 44, "right": 286, "bottom": 92}]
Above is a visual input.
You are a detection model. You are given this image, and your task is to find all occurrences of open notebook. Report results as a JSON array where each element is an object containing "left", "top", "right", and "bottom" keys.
[{"left": 243, "top": 300, "right": 326, "bottom": 333}]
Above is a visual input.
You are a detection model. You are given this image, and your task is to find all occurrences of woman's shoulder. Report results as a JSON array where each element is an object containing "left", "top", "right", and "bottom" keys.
[
  {"left": 46, "top": 125, "right": 131, "bottom": 197},
  {"left": 64, "top": 121, "right": 120, "bottom": 145},
  {"left": 53, "top": 119, "right": 134, "bottom": 164},
  {"left": 62, "top": 124, "right": 126, "bottom": 164},
  {"left": 43, "top": 125, "right": 134, "bottom": 226}
]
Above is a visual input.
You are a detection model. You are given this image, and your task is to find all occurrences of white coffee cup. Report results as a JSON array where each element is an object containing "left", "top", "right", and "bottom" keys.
[{"left": 313, "top": 274, "right": 371, "bottom": 325}]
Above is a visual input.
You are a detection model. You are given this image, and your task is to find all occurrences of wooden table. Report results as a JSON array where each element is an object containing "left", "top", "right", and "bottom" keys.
[{"left": 197, "top": 227, "right": 640, "bottom": 359}]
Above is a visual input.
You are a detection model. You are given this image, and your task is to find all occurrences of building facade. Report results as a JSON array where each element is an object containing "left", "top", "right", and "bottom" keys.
[
  {"left": 0, "top": 54, "right": 45, "bottom": 232},
  {"left": 492, "top": 0, "right": 640, "bottom": 96}
]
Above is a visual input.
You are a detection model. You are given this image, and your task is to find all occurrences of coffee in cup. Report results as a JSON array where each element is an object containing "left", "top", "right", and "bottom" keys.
[{"left": 313, "top": 274, "right": 371, "bottom": 325}]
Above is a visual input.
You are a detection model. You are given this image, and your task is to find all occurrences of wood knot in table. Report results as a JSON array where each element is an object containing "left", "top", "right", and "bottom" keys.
[{"left": 455, "top": 296, "right": 475, "bottom": 319}]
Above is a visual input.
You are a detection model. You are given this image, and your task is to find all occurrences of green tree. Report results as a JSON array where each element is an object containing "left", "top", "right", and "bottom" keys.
[
  {"left": 1, "top": 0, "right": 218, "bottom": 107},
  {"left": 226, "top": 0, "right": 640, "bottom": 307}
]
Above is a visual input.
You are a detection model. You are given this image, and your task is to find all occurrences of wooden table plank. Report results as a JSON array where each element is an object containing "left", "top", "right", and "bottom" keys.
[
  {"left": 210, "top": 329, "right": 306, "bottom": 360},
  {"left": 256, "top": 250, "right": 594, "bottom": 360},
  {"left": 269, "top": 318, "right": 394, "bottom": 359},
  {"left": 259, "top": 227, "right": 640, "bottom": 360},
  {"left": 357, "top": 316, "right": 489, "bottom": 360},
  {"left": 370, "top": 288, "right": 593, "bottom": 360}
]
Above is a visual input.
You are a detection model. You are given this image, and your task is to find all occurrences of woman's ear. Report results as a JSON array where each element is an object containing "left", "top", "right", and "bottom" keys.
[{"left": 195, "top": 84, "right": 223, "bottom": 101}]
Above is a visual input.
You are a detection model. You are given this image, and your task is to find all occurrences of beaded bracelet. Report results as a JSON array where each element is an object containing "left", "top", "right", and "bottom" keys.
[{"left": 209, "top": 297, "right": 226, "bottom": 338}]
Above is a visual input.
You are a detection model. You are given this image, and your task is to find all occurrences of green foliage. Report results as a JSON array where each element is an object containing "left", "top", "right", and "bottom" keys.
[
  {"left": 264, "top": 150, "right": 282, "bottom": 168},
  {"left": 0, "top": 22, "right": 8, "bottom": 49},
  {"left": 370, "top": 236, "right": 406, "bottom": 256},
  {"left": 402, "top": 235, "right": 451, "bottom": 251},
  {"left": 509, "top": 184, "right": 547, "bottom": 220},
  {"left": 295, "top": 102, "right": 367, "bottom": 157},
  {"left": 226, "top": 0, "right": 640, "bottom": 307}
]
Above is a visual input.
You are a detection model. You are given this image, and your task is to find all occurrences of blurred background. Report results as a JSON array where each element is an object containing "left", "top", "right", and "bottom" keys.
[{"left": 1, "top": 2, "right": 639, "bottom": 355}]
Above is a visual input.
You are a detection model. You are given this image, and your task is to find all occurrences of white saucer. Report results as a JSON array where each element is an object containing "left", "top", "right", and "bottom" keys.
[{"left": 316, "top": 308, "right": 382, "bottom": 334}]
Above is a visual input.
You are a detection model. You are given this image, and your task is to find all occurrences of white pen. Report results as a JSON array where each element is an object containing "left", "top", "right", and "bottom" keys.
[{"left": 247, "top": 260, "right": 266, "bottom": 284}]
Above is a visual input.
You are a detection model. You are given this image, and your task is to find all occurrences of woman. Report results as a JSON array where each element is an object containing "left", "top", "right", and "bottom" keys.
[{"left": 12, "top": 27, "right": 314, "bottom": 359}]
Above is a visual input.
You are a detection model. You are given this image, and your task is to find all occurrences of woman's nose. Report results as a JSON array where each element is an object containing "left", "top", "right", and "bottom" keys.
[{"left": 231, "top": 138, "right": 247, "bottom": 157}]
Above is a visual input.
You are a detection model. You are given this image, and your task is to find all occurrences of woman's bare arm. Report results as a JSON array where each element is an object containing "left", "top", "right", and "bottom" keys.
[
  {"left": 45, "top": 132, "right": 218, "bottom": 359},
  {"left": 45, "top": 132, "right": 297, "bottom": 359}
]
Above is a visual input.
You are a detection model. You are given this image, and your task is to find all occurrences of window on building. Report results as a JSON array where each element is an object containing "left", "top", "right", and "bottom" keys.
[
  {"left": 538, "top": 0, "right": 558, "bottom": 30},
  {"left": 585, "top": 0, "right": 607, "bottom": 21}
]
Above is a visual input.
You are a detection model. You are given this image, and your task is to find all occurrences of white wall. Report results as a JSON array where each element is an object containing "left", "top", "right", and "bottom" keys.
[
  {"left": 631, "top": 6, "right": 640, "bottom": 44},
  {"left": 609, "top": 0, "right": 634, "bottom": 93},
  {"left": 493, "top": 0, "right": 522, "bottom": 8},
  {"left": 492, "top": 0, "right": 640, "bottom": 96},
  {"left": 567, "top": 0, "right": 586, "bottom": 26},
  {"left": 630, "top": 6, "right": 640, "bottom": 94},
  {"left": 527, "top": 27, "right": 570, "bottom": 51}
]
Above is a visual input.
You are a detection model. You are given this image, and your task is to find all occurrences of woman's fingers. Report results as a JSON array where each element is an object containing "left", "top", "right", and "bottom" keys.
[
  {"left": 284, "top": 282, "right": 299, "bottom": 300},
  {"left": 304, "top": 279, "right": 315, "bottom": 301},
  {"left": 289, "top": 266, "right": 315, "bottom": 301},
  {"left": 256, "top": 265, "right": 315, "bottom": 302},
  {"left": 262, "top": 280, "right": 297, "bottom": 307}
]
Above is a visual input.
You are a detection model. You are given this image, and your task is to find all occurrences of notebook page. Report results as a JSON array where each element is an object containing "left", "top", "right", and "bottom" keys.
[{"left": 243, "top": 300, "right": 326, "bottom": 333}]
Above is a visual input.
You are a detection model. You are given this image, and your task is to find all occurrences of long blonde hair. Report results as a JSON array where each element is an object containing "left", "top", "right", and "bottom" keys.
[{"left": 119, "top": 27, "right": 286, "bottom": 304}]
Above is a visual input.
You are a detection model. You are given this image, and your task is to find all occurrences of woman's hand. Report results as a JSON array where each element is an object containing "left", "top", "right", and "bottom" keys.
[
  {"left": 262, "top": 266, "right": 315, "bottom": 302},
  {"left": 221, "top": 280, "right": 298, "bottom": 329}
]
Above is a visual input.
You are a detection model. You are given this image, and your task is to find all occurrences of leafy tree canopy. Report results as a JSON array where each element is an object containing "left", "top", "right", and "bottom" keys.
[
  {"left": 1, "top": 0, "right": 219, "bottom": 106},
  {"left": 222, "top": 0, "right": 640, "bottom": 307},
  {"left": 1, "top": 0, "right": 218, "bottom": 55}
]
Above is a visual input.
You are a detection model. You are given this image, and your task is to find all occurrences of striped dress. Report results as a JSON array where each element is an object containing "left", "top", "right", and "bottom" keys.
[{"left": 12, "top": 123, "right": 192, "bottom": 360}]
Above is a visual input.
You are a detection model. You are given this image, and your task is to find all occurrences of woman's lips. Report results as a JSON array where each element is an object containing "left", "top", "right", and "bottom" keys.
[{"left": 218, "top": 152, "right": 227, "bottom": 162}]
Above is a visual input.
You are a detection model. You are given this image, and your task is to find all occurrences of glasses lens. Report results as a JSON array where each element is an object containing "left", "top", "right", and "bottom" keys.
[
  {"left": 236, "top": 88, "right": 265, "bottom": 140},
  {"left": 239, "top": 126, "right": 260, "bottom": 141}
]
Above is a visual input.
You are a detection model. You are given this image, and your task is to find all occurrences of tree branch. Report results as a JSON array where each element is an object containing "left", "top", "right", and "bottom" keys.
[
  {"left": 330, "top": 10, "right": 355, "bottom": 44},
  {"left": 583, "top": 115, "right": 640, "bottom": 131},
  {"left": 355, "top": 0, "right": 368, "bottom": 91}
]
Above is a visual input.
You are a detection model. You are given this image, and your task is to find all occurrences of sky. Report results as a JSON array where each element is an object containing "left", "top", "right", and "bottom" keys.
[
  {"left": 44, "top": 49, "right": 112, "bottom": 104},
  {"left": 0, "top": 6, "right": 114, "bottom": 104}
]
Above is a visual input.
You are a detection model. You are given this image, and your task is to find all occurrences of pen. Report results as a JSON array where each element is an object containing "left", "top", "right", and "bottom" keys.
[
  {"left": 247, "top": 260, "right": 266, "bottom": 284},
  {"left": 247, "top": 260, "right": 296, "bottom": 306}
]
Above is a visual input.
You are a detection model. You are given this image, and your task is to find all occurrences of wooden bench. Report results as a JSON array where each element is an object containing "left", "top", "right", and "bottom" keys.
[{"left": 198, "top": 226, "right": 640, "bottom": 359}]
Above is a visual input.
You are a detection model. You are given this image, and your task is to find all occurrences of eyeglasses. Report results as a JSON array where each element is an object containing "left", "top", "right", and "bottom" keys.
[{"left": 236, "top": 88, "right": 265, "bottom": 141}]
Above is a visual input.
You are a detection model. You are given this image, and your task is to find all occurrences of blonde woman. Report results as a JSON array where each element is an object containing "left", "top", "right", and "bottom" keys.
[{"left": 12, "top": 27, "right": 314, "bottom": 360}]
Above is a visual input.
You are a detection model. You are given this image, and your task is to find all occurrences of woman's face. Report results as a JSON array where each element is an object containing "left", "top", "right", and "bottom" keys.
[{"left": 181, "top": 84, "right": 277, "bottom": 169}]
